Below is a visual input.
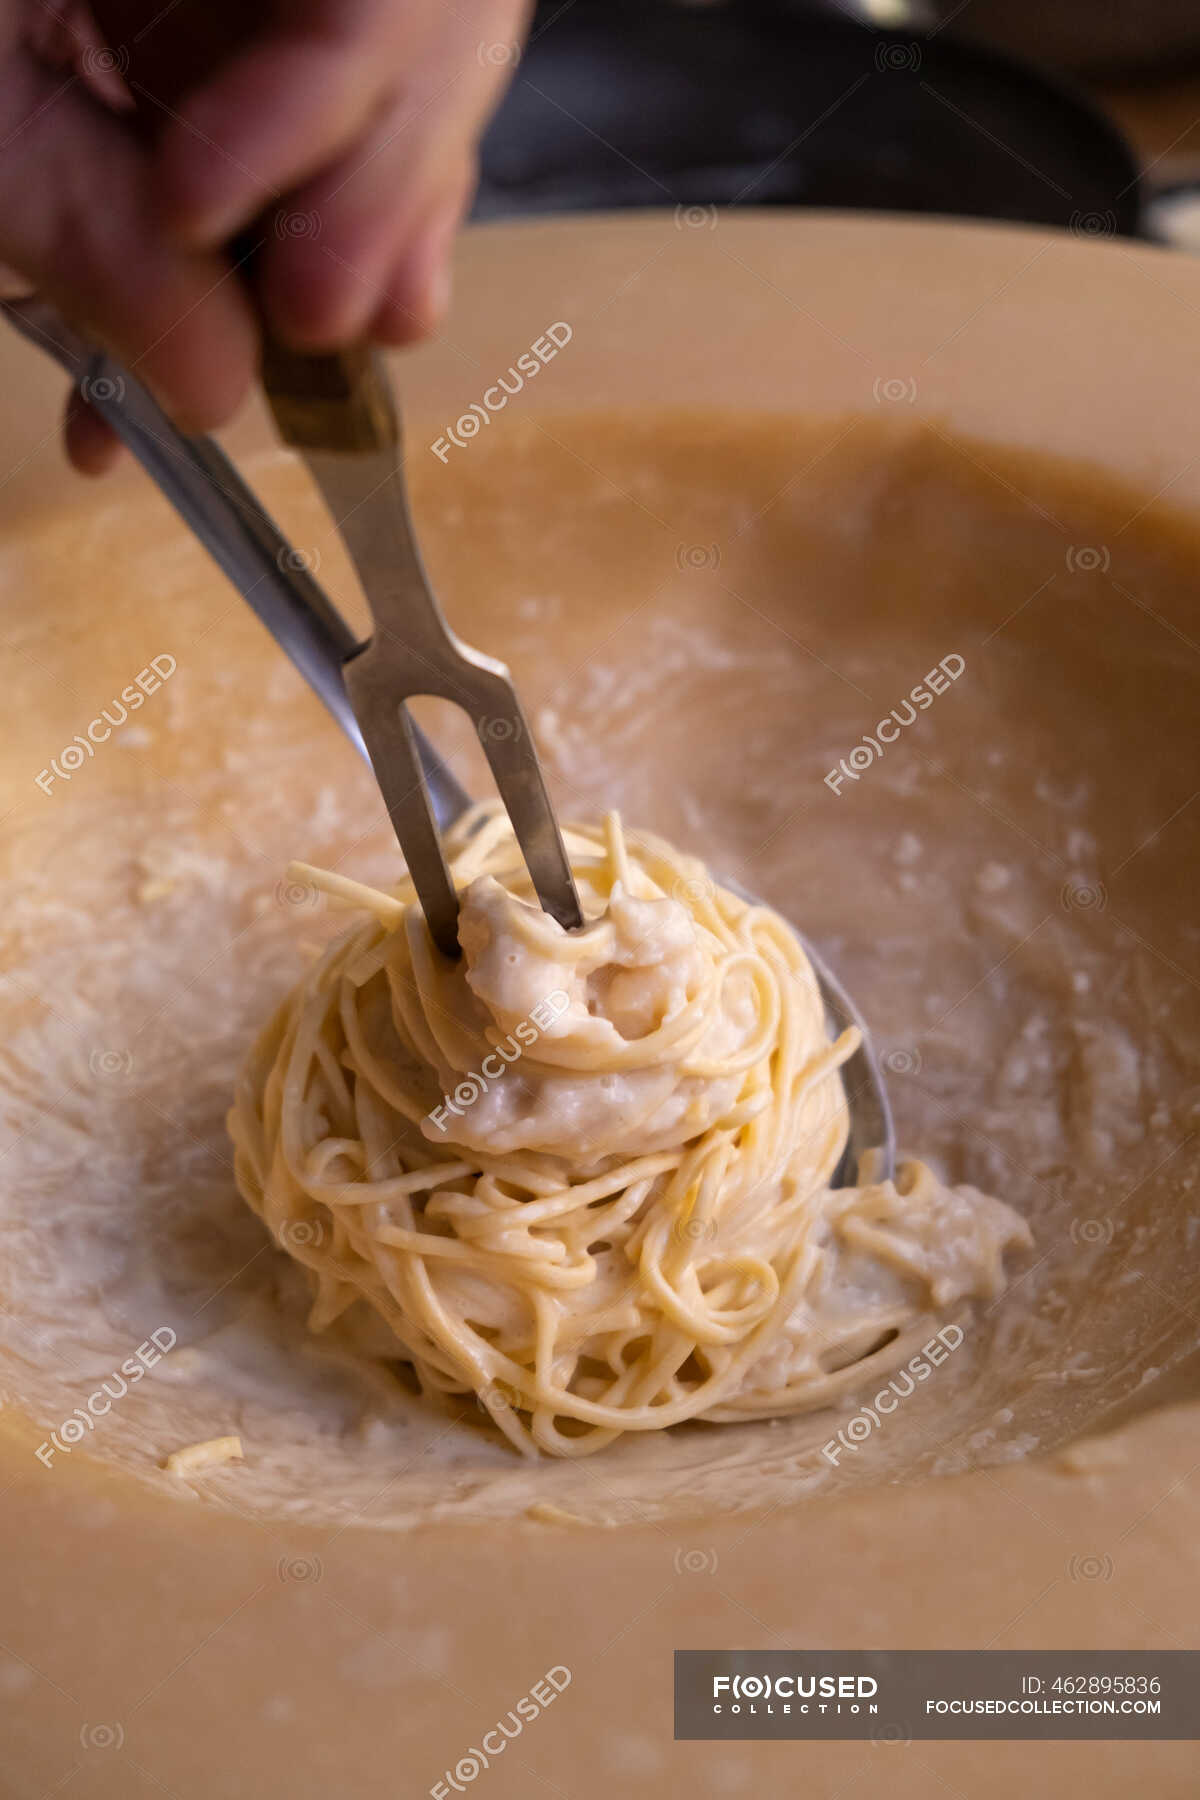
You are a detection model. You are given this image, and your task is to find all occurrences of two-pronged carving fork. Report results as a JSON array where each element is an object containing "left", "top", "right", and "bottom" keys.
[{"left": 259, "top": 342, "right": 582, "bottom": 958}]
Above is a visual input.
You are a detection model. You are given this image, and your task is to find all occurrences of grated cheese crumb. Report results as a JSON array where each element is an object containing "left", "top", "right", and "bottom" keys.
[{"left": 163, "top": 1435, "right": 244, "bottom": 1475}]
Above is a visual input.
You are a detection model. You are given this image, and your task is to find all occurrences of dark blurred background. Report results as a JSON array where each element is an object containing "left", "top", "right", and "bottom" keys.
[{"left": 474, "top": 0, "right": 1200, "bottom": 245}]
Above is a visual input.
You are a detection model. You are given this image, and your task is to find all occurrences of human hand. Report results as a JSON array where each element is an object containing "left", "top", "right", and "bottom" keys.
[{"left": 0, "top": 0, "right": 529, "bottom": 471}]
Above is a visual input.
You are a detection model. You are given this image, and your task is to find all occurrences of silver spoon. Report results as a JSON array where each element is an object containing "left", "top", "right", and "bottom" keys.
[{"left": 1, "top": 297, "right": 895, "bottom": 1187}]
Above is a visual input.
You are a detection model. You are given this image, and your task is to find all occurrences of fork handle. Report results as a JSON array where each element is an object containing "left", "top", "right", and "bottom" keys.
[{"left": 260, "top": 339, "right": 399, "bottom": 455}]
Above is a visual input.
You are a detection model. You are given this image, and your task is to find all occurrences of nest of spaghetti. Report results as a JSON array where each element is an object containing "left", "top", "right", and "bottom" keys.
[{"left": 230, "top": 806, "right": 1029, "bottom": 1457}]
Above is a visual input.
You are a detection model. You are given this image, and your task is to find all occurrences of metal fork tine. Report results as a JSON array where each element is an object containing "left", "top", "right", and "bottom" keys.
[
  {"left": 475, "top": 682, "right": 582, "bottom": 932},
  {"left": 343, "top": 655, "right": 460, "bottom": 957}
]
